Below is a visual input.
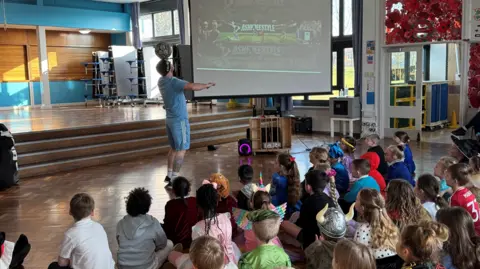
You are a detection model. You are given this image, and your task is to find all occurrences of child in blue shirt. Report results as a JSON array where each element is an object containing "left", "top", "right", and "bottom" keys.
[
  {"left": 385, "top": 145, "right": 415, "bottom": 186},
  {"left": 344, "top": 159, "right": 380, "bottom": 203},
  {"left": 394, "top": 131, "right": 416, "bottom": 176},
  {"left": 433, "top": 156, "right": 457, "bottom": 199},
  {"left": 270, "top": 153, "right": 302, "bottom": 217},
  {"left": 328, "top": 143, "right": 349, "bottom": 195}
]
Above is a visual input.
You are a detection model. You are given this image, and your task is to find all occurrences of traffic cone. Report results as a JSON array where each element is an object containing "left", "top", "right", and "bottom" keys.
[
  {"left": 450, "top": 110, "right": 459, "bottom": 129},
  {"left": 226, "top": 99, "right": 237, "bottom": 109}
]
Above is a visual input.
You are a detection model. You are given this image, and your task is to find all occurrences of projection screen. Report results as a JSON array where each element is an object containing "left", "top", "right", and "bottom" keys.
[{"left": 189, "top": 0, "right": 332, "bottom": 98}]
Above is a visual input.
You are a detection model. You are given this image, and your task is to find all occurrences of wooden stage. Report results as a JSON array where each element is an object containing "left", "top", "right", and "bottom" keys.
[{"left": 0, "top": 105, "right": 452, "bottom": 268}]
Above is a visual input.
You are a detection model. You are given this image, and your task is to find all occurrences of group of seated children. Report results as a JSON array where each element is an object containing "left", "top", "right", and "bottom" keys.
[{"left": 47, "top": 132, "right": 480, "bottom": 269}]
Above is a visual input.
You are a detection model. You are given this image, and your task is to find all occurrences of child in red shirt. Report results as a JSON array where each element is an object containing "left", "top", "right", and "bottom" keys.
[
  {"left": 446, "top": 163, "right": 480, "bottom": 235},
  {"left": 163, "top": 177, "right": 198, "bottom": 248}
]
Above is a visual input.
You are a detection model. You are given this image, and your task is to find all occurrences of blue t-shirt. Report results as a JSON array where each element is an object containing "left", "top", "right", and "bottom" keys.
[
  {"left": 440, "top": 178, "right": 450, "bottom": 192},
  {"left": 158, "top": 77, "right": 188, "bottom": 120},
  {"left": 344, "top": 175, "right": 380, "bottom": 203}
]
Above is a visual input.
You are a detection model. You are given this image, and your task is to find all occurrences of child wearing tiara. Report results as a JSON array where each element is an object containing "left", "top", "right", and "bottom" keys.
[
  {"left": 271, "top": 153, "right": 301, "bottom": 217},
  {"left": 328, "top": 143, "right": 349, "bottom": 195},
  {"left": 168, "top": 183, "right": 240, "bottom": 269},
  {"left": 238, "top": 210, "right": 291, "bottom": 268},
  {"left": 396, "top": 222, "right": 449, "bottom": 269}
]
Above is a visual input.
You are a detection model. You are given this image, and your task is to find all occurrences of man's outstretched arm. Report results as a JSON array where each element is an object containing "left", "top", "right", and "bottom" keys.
[{"left": 184, "top": 82, "right": 215, "bottom": 91}]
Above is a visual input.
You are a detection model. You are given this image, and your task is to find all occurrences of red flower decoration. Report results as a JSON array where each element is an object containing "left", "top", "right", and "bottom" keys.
[
  {"left": 469, "top": 44, "right": 480, "bottom": 108},
  {"left": 436, "top": 21, "right": 450, "bottom": 33}
]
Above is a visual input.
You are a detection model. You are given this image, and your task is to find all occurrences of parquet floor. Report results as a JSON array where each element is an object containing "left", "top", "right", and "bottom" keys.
[{"left": 0, "top": 133, "right": 450, "bottom": 269}]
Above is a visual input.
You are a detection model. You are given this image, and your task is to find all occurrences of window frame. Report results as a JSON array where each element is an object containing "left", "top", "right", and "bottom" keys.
[
  {"left": 293, "top": 0, "right": 353, "bottom": 107},
  {"left": 140, "top": 9, "right": 180, "bottom": 42}
]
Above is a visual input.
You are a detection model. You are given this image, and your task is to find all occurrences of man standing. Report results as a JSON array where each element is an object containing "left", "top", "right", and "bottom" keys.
[{"left": 157, "top": 60, "right": 215, "bottom": 184}]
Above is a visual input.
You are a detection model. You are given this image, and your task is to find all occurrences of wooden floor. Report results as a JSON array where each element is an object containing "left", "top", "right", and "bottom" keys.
[
  {"left": 0, "top": 132, "right": 451, "bottom": 269},
  {"left": 0, "top": 105, "right": 233, "bottom": 134}
]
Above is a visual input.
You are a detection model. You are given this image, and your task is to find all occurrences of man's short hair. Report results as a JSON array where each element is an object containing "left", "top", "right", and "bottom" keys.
[
  {"left": 126, "top": 188, "right": 152, "bottom": 217},
  {"left": 70, "top": 193, "right": 95, "bottom": 221},
  {"left": 156, "top": 59, "right": 171, "bottom": 76}
]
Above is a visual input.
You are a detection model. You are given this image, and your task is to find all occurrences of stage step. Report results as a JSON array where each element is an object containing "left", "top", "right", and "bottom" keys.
[{"left": 17, "top": 110, "right": 251, "bottom": 178}]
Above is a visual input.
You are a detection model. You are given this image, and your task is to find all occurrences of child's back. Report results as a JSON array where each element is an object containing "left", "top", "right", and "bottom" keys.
[
  {"left": 331, "top": 162, "right": 349, "bottom": 194},
  {"left": 61, "top": 218, "right": 115, "bottom": 269},
  {"left": 403, "top": 144, "right": 416, "bottom": 175},
  {"left": 387, "top": 161, "right": 415, "bottom": 186},
  {"left": 368, "top": 145, "right": 388, "bottom": 176},
  {"left": 163, "top": 196, "right": 198, "bottom": 247},
  {"left": 239, "top": 244, "right": 290, "bottom": 269}
]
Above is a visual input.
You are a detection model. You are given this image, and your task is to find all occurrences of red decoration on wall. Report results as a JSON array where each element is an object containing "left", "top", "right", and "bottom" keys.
[
  {"left": 385, "top": 0, "right": 462, "bottom": 45},
  {"left": 469, "top": 44, "right": 480, "bottom": 108}
]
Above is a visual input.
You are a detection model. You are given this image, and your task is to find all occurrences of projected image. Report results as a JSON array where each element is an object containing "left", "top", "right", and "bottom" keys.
[{"left": 192, "top": 0, "right": 325, "bottom": 73}]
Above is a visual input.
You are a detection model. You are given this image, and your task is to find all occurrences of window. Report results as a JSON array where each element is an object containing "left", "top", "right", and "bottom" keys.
[
  {"left": 294, "top": 0, "right": 354, "bottom": 106},
  {"left": 140, "top": 10, "right": 181, "bottom": 40}
]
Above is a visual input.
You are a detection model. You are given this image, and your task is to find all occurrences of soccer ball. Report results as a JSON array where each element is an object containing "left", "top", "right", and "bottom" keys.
[{"left": 155, "top": 42, "right": 172, "bottom": 59}]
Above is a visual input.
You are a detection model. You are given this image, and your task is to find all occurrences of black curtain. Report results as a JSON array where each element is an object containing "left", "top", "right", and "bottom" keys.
[{"left": 352, "top": 0, "right": 363, "bottom": 97}]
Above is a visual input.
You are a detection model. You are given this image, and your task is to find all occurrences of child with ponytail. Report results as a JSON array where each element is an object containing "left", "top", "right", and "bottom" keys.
[
  {"left": 163, "top": 177, "right": 198, "bottom": 248},
  {"left": 396, "top": 222, "right": 449, "bottom": 269},
  {"left": 271, "top": 153, "right": 301, "bottom": 217},
  {"left": 413, "top": 174, "right": 448, "bottom": 221},
  {"left": 168, "top": 183, "right": 240, "bottom": 269}
]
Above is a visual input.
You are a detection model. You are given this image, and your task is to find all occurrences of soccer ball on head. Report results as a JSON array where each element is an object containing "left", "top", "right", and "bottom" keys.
[{"left": 155, "top": 42, "right": 172, "bottom": 59}]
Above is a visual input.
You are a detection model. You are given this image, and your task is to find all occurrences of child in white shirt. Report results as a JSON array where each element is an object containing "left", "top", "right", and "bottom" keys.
[{"left": 48, "top": 193, "right": 115, "bottom": 269}]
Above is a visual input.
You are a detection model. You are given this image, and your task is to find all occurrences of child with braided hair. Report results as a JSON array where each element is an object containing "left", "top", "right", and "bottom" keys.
[
  {"left": 271, "top": 153, "right": 301, "bottom": 218},
  {"left": 328, "top": 143, "right": 349, "bottom": 195}
]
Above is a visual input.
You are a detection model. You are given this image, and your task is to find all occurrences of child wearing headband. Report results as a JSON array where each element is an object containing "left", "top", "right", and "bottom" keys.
[{"left": 340, "top": 136, "right": 356, "bottom": 182}]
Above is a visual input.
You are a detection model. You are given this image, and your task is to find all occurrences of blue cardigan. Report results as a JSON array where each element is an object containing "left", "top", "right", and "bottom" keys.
[
  {"left": 331, "top": 162, "right": 350, "bottom": 194},
  {"left": 387, "top": 161, "right": 415, "bottom": 186},
  {"left": 403, "top": 144, "right": 416, "bottom": 174},
  {"left": 344, "top": 175, "right": 380, "bottom": 203},
  {"left": 270, "top": 173, "right": 301, "bottom": 216}
]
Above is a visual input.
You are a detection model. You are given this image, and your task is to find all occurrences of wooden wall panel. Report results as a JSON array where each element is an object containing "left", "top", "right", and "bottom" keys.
[
  {"left": 29, "top": 46, "right": 95, "bottom": 81},
  {"left": 0, "top": 45, "right": 28, "bottom": 82},
  {"left": 0, "top": 29, "right": 29, "bottom": 46},
  {"left": 27, "top": 30, "right": 110, "bottom": 48}
]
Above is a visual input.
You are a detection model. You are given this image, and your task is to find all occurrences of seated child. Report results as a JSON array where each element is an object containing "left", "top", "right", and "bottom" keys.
[
  {"left": 117, "top": 188, "right": 173, "bottom": 269},
  {"left": 270, "top": 153, "right": 301, "bottom": 217},
  {"left": 393, "top": 131, "right": 416, "bottom": 176},
  {"left": 413, "top": 174, "right": 448, "bottom": 220},
  {"left": 304, "top": 203, "right": 353, "bottom": 269},
  {"left": 168, "top": 183, "right": 241, "bottom": 269},
  {"left": 0, "top": 233, "right": 30, "bottom": 269},
  {"left": 365, "top": 134, "right": 388, "bottom": 177},
  {"left": 396, "top": 222, "right": 449, "bottom": 269},
  {"left": 243, "top": 189, "right": 283, "bottom": 252},
  {"left": 446, "top": 163, "right": 480, "bottom": 235},
  {"left": 209, "top": 173, "right": 239, "bottom": 236},
  {"left": 163, "top": 177, "right": 198, "bottom": 248},
  {"left": 385, "top": 145, "right": 415, "bottom": 186},
  {"left": 437, "top": 207, "right": 480, "bottom": 269},
  {"left": 360, "top": 152, "right": 386, "bottom": 197},
  {"left": 280, "top": 170, "right": 337, "bottom": 249},
  {"left": 468, "top": 155, "right": 480, "bottom": 201},
  {"left": 340, "top": 136, "right": 356, "bottom": 180},
  {"left": 354, "top": 189, "right": 399, "bottom": 263},
  {"left": 302, "top": 147, "right": 329, "bottom": 202},
  {"left": 332, "top": 239, "right": 376, "bottom": 269},
  {"left": 328, "top": 143, "right": 350, "bottom": 194},
  {"left": 386, "top": 180, "right": 432, "bottom": 230},
  {"left": 49, "top": 193, "right": 115, "bottom": 269},
  {"left": 236, "top": 165, "right": 255, "bottom": 210},
  {"left": 344, "top": 159, "right": 380, "bottom": 204},
  {"left": 189, "top": 236, "right": 226, "bottom": 269},
  {"left": 238, "top": 210, "right": 291, "bottom": 269},
  {"left": 313, "top": 163, "right": 340, "bottom": 200},
  {"left": 433, "top": 156, "right": 457, "bottom": 199}
]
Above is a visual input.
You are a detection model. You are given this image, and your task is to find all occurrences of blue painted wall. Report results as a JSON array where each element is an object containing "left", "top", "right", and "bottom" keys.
[
  {"left": 4, "top": 1, "right": 130, "bottom": 32},
  {"left": 32, "top": 82, "right": 92, "bottom": 106},
  {"left": 111, "top": 33, "right": 127, "bottom": 46},
  {"left": 0, "top": 83, "right": 31, "bottom": 107}
]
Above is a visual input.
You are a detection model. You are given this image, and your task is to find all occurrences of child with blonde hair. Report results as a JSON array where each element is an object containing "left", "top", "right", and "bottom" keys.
[
  {"left": 385, "top": 145, "right": 415, "bottom": 186},
  {"left": 332, "top": 239, "right": 376, "bottom": 269},
  {"left": 238, "top": 210, "right": 291, "bottom": 268},
  {"left": 396, "top": 222, "right": 449, "bottom": 269},
  {"left": 189, "top": 236, "right": 225, "bottom": 269},
  {"left": 433, "top": 156, "right": 457, "bottom": 199}
]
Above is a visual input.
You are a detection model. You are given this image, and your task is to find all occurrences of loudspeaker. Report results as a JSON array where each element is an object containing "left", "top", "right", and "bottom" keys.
[
  {"left": 238, "top": 139, "right": 252, "bottom": 156},
  {"left": 294, "top": 117, "right": 313, "bottom": 133},
  {"left": 173, "top": 45, "right": 193, "bottom": 100}
]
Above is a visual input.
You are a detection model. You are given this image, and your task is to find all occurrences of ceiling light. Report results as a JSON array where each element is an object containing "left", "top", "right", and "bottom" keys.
[{"left": 79, "top": 29, "right": 91, "bottom": 34}]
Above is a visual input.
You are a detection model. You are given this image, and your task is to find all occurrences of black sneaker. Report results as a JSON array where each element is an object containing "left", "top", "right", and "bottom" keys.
[
  {"left": 9, "top": 234, "right": 30, "bottom": 269},
  {"left": 452, "top": 126, "right": 467, "bottom": 137},
  {"left": 164, "top": 176, "right": 171, "bottom": 183}
]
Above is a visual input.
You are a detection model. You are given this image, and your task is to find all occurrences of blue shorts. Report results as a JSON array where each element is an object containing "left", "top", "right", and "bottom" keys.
[{"left": 166, "top": 118, "right": 190, "bottom": 151}]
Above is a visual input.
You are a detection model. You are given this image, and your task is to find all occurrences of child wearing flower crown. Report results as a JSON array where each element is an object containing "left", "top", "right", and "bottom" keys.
[
  {"left": 238, "top": 210, "right": 291, "bottom": 269},
  {"left": 328, "top": 143, "right": 349, "bottom": 195},
  {"left": 271, "top": 153, "right": 301, "bottom": 217}
]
